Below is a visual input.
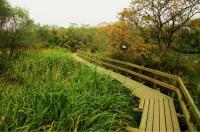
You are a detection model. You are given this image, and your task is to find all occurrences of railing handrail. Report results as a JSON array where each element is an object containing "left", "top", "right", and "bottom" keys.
[
  {"left": 177, "top": 77, "right": 200, "bottom": 126},
  {"left": 77, "top": 51, "right": 200, "bottom": 130},
  {"left": 78, "top": 51, "right": 178, "bottom": 80},
  {"left": 78, "top": 52, "right": 177, "bottom": 91}
]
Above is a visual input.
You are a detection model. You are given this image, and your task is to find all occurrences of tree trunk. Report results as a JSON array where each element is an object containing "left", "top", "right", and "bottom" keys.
[{"left": 160, "top": 44, "right": 168, "bottom": 65}]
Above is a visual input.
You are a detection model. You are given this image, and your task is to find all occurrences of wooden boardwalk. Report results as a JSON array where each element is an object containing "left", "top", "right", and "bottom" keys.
[{"left": 73, "top": 54, "right": 181, "bottom": 132}]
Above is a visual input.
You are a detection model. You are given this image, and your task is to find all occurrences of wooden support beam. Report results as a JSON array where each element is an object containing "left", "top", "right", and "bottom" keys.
[
  {"left": 133, "top": 108, "right": 143, "bottom": 113},
  {"left": 125, "top": 127, "right": 139, "bottom": 132}
]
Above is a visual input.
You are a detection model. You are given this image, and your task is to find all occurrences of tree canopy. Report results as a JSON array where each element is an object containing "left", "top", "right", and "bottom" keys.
[{"left": 120, "top": 0, "right": 200, "bottom": 59}]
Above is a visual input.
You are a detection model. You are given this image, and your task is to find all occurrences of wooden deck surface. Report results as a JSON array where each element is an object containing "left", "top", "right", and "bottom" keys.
[{"left": 73, "top": 54, "right": 181, "bottom": 132}]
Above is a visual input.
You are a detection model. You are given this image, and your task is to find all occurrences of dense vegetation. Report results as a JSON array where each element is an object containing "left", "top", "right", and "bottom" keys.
[
  {"left": 0, "top": 49, "right": 137, "bottom": 131},
  {"left": 0, "top": 0, "right": 200, "bottom": 130}
]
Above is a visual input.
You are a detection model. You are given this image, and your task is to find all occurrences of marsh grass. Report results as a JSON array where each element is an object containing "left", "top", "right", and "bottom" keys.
[{"left": 0, "top": 49, "right": 137, "bottom": 131}]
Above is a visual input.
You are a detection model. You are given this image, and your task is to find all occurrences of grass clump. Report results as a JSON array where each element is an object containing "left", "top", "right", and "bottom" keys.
[{"left": 0, "top": 49, "right": 137, "bottom": 131}]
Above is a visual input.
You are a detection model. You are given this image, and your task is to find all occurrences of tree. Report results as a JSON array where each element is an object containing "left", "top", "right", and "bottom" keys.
[
  {"left": 100, "top": 22, "right": 137, "bottom": 52},
  {"left": 7, "top": 7, "right": 38, "bottom": 56},
  {"left": 175, "top": 18, "right": 200, "bottom": 53},
  {"left": 99, "top": 22, "right": 154, "bottom": 62},
  {"left": 37, "top": 25, "right": 54, "bottom": 47},
  {"left": 0, "top": 0, "right": 12, "bottom": 30},
  {"left": 120, "top": 0, "right": 200, "bottom": 61},
  {"left": 0, "top": 0, "right": 38, "bottom": 57},
  {"left": 0, "top": 0, "right": 12, "bottom": 56}
]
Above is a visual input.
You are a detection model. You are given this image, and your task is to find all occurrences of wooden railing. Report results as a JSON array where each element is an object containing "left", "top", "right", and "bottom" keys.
[{"left": 77, "top": 51, "right": 200, "bottom": 131}]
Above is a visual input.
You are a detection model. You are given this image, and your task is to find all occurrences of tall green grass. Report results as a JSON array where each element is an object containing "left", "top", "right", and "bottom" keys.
[{"left": 0, "top": 49, "right": 137, "bottom": 131}]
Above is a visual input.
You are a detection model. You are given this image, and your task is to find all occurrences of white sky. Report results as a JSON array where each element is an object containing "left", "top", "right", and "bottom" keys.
[{"left": 8, "top": 0, "right": 131, "bottom": 27}]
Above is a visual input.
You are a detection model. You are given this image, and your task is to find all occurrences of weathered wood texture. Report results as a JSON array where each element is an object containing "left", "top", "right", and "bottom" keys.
[{"left": 77, "top": 51, "right": 200, "bottom": 131}]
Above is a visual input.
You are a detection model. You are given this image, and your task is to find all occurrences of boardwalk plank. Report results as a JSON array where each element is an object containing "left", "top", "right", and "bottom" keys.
[
  {"left": 169, "top": 99, "right": 181, "bottom": 131},
  {"left": 139, "top": 99, "right": 150, "bottom": 131},
  {"left": 139, "top": 98, "right": 145, "bottom": 110},
  {"left": 153, "top": 98, "right": 160, "bottom": 131},
  {"left": 164, "top": 98, "right": 173, "bottom": 131},
  {"left": 125, "top": 80, "right": 170, "bottom": 98},
  {"left": 160, "top": 98, "right": 167, "bottom": 132},
  {"left": 146, "top": 99, "right": 155, "bottom": 131},
  {"left": 74, "top": 54, "right": 181, "bottom": 132},
  {"left": 134, "top": 88, "right": 166, "bottom": 99}
]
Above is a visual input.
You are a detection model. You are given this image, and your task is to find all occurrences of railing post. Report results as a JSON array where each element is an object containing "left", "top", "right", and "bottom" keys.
[
  {"left": 139, "top": 69, "right": 142, "bottom": 82},
  {"left": 153, "top": 74, "right": 157, "bottom": 89}
]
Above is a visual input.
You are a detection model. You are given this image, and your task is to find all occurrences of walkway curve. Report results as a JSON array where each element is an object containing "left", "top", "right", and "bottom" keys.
[{"left": 73, "top": 54, "right": 181, "bottom": 132}]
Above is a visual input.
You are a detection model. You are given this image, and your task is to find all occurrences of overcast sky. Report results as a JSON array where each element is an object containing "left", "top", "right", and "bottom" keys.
[{"left": 8, "top": 0, "right": 131, "bottom": 27}]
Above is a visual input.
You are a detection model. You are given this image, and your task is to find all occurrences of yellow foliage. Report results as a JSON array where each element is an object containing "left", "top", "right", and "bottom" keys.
[{"left": 99, "top": 21, "right": 154, "bottom": 58}]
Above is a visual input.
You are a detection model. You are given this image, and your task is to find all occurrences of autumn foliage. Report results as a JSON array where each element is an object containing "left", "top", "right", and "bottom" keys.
[{"left": 99, "top": 22, "right": 155, "bottom": 62}]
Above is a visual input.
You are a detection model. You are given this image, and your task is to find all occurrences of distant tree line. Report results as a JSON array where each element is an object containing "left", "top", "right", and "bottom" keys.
[
  {"left": 1, "top": 0, "right": 200, "bottom": 62},
  {"left": 0, "top": 0, "right": 108, "bottom": 58}
]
